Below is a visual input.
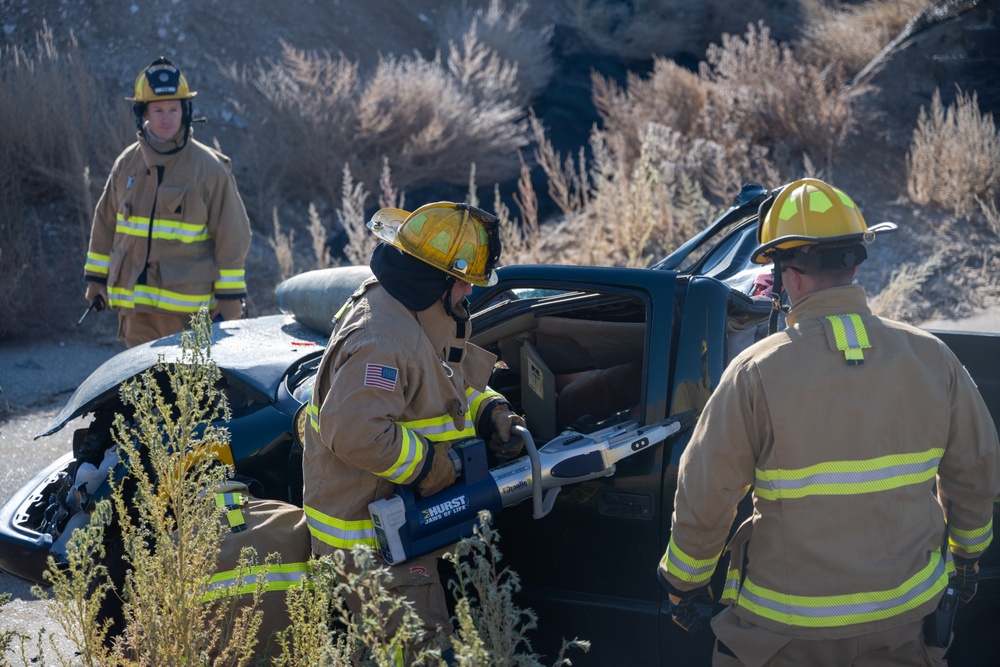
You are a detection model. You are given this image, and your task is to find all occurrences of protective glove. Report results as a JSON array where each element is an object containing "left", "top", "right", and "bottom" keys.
[
  {"left": 953, "top": 556, "right": 979, "bottom": 606},
  {"left": 212, "top": 297, "right": 246, "bottom": 322},
  {"left": 416, "top": 442, "right": 459, "bottom": 497},
  {"left": 489, "top": 404, "right": 527, "bottom": 459},
  {"left": 665, "top": 583, "right": 714, "bottom": 634}
]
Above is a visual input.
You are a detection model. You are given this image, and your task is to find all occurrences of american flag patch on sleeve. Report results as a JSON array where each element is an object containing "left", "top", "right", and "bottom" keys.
[{"left": 364, "top": 363, "right": 398, "bottom": 391}]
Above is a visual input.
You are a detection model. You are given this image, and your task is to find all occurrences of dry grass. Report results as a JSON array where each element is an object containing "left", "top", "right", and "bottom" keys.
[
  {"left": 798, "top": 0, "right": 930, "bottom": 80},
  {"left": 224, "top": 28, "right": 530, "bottom": 222},
  {"left": 907, "top": 88, "right": 1000, "bottom": 217},
  {"left": 702, "top": 21, "right": 866, "bottom": 173},
  {"left": 437, "top": 0, "right": 555, "bottom": 106},
  {"left": 0, "top": 23, "right": 132, "bottom": 338},
  {"left": 590, "top": 19, "right": 861, "bottom": 204},
  {"left": 869, "top": 248, "right": 946, "bottom": 321}
]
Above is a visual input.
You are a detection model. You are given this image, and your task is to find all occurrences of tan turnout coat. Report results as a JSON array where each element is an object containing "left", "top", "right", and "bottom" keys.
[
  {"left": 661, "top": 285, "right": 1000, "bottom": 640},
  {"left": 302, "top": 280, "right": 500, "bottom": 556}
]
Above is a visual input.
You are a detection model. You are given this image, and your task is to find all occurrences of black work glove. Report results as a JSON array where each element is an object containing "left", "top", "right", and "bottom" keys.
[
  {"left": 665, "top": 582, "right": 714, "bottom": 634},
  {"left": 953, "top": 556, "right": 979, "bottom": 607}
]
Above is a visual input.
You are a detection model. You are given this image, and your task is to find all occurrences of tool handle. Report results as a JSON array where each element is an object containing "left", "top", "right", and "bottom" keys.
[{"left": 76, "top": 295, "right": 106, "bottom": 326}]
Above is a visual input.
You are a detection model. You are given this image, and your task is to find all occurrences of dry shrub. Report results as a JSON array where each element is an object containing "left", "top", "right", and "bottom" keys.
[
  {"left": 869, "top": 249, "right": 945, "bottom": 321},
  {"left": 356, "top": 52, "right": 528, "bottom": 189},
  {"left": 587, "top": 20, "right": 860, "bottom": 203},
  {"left": 798, "top": 0, "right": 930, "bottom": 79},
  {"left": 592, "top": 58, "right": 709, "bottom": 164},
  {"left": 0, "top": 22, "right": 132, "bottom": 339},
  {"left": 531, "top": 115, "right": 717, "bottom": 268},
  {"left": 907, "top": 88, "right": 1000, "bottom": 217},
  {"left": 225, "top": 32, "right": 530, "bottom": 227},
  {"left": 438, "top": 0, "right": 555, "bottom": 105},
  {"left": 702, "top": 21, "right": 865, "bottom": 171}
]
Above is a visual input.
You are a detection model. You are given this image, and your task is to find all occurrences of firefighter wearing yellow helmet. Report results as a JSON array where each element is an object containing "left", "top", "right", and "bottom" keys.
[
  {"left": 659, "top": 178, "right": 999, "bottom": 666},
  {"left": 83, "top": 57, "right": 251, "bottom": 347},
  {"left": 303, "top": 201, "right": 522, "bottom": 664}
]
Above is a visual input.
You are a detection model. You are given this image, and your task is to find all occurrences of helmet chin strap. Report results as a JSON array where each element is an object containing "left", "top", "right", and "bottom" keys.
[
  {"left": 442, "top": 276, "right": 471, "bottom": 324},
  {"left": 768, "top": 256, "right": 785, "bottom": 335}
]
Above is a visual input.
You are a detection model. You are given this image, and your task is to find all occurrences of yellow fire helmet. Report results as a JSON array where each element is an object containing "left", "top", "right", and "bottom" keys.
[
  {"left": 751, "top": 178, "right": 896, "bottom": 264},
  {"left": 367, "top": 202, "right": 501, "bottom": 286},
  {"left": 126, "top": 57, "right": 198, "bottom": 103}
]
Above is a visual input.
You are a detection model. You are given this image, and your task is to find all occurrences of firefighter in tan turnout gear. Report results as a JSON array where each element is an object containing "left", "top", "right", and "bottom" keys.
[
  {"left": 302, "top": 202, "right": 525, "bottom": 662},
  {"left": 84, "top": 57, "right": 251, "bottom": 347},
  {"left": 658, "top": 178, "right": 1000, "bottom": 666}
]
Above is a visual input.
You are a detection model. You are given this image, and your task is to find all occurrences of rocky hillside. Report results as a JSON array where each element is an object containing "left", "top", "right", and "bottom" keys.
[{"left": 3, "top": 0, "right": 999, "bottom": 327}]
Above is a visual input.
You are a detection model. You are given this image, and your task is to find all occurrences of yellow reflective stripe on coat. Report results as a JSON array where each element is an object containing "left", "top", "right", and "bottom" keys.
[
  {"left": 214, "top": 268, "right": 246, "bottom": 292},
  {"left": 307, "top": 400, "right": 320, "bottom": 433},
  {"left": 151, "top": 219, "right": 210, "bottom": 242},
  {"left": 398, "top": 412, "right": 476, "bottom": 442},
  {"left": 468, "top": 386, "right": 503, "bottom": 423},
  {"left": 85, "top": 251, "right": 110, "bottom": 275},
  {"left": 754, "top": 449, "right": 943, "bottom": 501},
  {"left": 949, "top": 518, "right": 994, "bottom": 555},
  {"left": 734, "top": 551, "right": 947, "bottom": 628},
  {"left": 661, "top": 534, "right": 720, "bottom": 586},
  {"left": 304, "top": 504, "right": 376, "bottom": 549},
  {"left": 115, "top": 214, "right": 210, "bottom": 243},
  {"left": 107, "top": 284, "right": 213, "bottom": 313},
  {"left": 201, "top": 562, "right": 312, "bottom": 602},
  {"left": 376, "top": 426, "right": 426, "bottom": 483},
  {"left": 826, "top": 314, "right": 870, "bottom": 365}
]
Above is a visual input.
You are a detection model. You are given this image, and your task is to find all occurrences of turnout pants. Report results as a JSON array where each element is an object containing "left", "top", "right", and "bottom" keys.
[{"left": 711, "top": 608, "right": 948, "bottom": 667}]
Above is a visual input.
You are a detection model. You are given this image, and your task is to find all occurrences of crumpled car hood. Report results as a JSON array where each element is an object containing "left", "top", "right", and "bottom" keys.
[{"left": 37, "top": 315, "right": 328, "bottom": 438}]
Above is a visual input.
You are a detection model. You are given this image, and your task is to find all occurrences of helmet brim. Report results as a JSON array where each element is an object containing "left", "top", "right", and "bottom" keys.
[{"left": 751, "top": 221, "right": 898, "bottom": 264}]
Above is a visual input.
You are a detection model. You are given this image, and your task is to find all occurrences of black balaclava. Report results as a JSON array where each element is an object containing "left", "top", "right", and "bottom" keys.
[{"left": 370, "top": 242, "right": 452, "bottom": 312}]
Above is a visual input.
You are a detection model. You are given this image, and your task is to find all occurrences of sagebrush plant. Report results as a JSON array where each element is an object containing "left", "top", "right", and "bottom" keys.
[
  {"left": 224, "top": 21, "right": 530, "bottom": 225},
  {"left": 446, "top": 511, "right": 589, "bottom": 666},
  {"left": 273, "top": 515, "right": 589, "bottom": 667},
  {"left": 797, "top": 0, "right": 929, "bottom": 80},
  {"left": 907, "top": 88, "right": 1000, "bottom": 217},
  {"left": 589, "top": 20, "right": 854, "bottom": 203},
  {"left": 33, "top": 310, "right": 268, "bottom": 666},
  {"left": 437, "top": 0, "right": 555, "bottom": 106},
  {"left": 0, "top": 22, "right": 131, "bottom": 337},
  {"left": 869, "top": 248, "right": 946, "bottom": 321},
  {"left": 276, "top": 547, "right": 437, "bottom": 667},
  {"left": 528, "top": 107, "right": 717, "bottom": 267}
]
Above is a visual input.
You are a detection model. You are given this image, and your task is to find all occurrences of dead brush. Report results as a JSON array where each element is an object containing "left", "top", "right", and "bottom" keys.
[
  {"left": 906, "top": 88, "right": 1000, "bottom": 218},
  {"left": 0, "top": 22, "right": 131, "bottom": 338},
  {"left": 702, "top": 21, "right": 865, "bottom": 173},
  {"left": 438, "top": 0, "right": 555, "bottom": 106},
  {"left": 36, "top": 311, "right": 269, "bottom": 666},
  {"left": 797, "top": 0, "right": 930, "bottom": 80},
  {"left": 224, "top": 29, "right": 529, "bottom": 231}
]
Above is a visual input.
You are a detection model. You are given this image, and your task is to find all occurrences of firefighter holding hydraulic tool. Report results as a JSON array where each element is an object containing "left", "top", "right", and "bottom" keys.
[
  {"left": 658, "top": 179, "right": 1000, "bottom": 666},
  {"left": 302, "top": 201, "right": 524, "bottom": 664}
]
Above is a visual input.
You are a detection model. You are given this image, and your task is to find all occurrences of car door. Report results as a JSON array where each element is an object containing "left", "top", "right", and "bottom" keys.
[{"left": 469, "top": 264, "right": 689, "bottom": 666}]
